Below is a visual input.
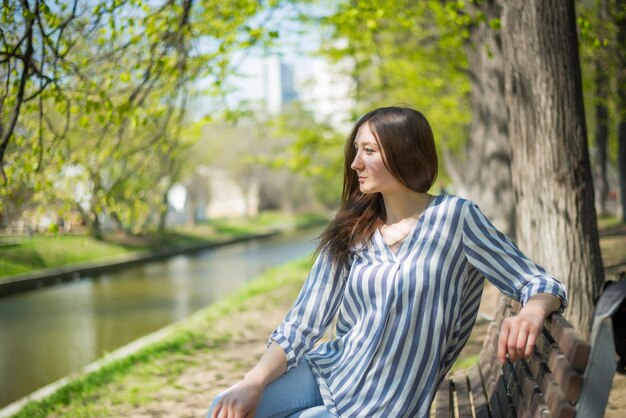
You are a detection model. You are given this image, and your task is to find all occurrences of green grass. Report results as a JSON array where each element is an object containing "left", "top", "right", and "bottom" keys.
[
  {"left": 13, "top": 256, "right": 313, "bottom": 417},
  {"left": 0, "top": 212, "right": 328, "bottom": 279},
  {"left": 449, "top": 354, "right": 479, "bottom": 372},
  {"left": 196, "top": 211, "right": 327, "bottom": 235},
  {"left": 598, "top": 214, "right": 624, "bottom": 230},
  {"left": 0, "top": 235, "right": 136, "bottom": 277}
]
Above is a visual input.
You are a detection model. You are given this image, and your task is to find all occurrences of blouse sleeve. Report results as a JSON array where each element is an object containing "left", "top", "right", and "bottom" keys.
[
  {"left": 268, "top": 249, "right": 348, "bottom": 372},
  {"left": 461, "top": 201, "right": 568, "bottom": 310}
]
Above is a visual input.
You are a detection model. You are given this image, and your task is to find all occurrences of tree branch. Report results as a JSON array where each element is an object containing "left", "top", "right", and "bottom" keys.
[{"left": 0, "top": 0, "right": 35, "bottom": 182}]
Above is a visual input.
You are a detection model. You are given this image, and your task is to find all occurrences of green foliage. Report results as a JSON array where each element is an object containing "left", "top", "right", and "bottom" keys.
[
  {"left": 263, "top": 102, "right": 344, "bottom": 207},
  {"left": 313, "top": 0, "right": 471, "bottom": 184},
  {"left": 576, "top": 0, "right": 619, "bottom": 162},
  {"left": 1, "top": 0, "right": 284, "bottom": 235}
]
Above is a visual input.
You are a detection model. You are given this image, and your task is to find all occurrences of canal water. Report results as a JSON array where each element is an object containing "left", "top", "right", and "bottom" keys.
[{"left": 0, "top": 226, "right": 323, "bottom": 408}]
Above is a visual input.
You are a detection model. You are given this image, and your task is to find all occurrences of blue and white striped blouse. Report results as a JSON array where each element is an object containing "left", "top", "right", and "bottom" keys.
[{"left": 269, "top": 194, "right": 568, "bottom": 417}]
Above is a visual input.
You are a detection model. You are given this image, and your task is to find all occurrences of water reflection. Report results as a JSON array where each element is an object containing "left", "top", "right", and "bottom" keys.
[{"left": 0, "top": 227, "right": 321, "bottom": 408}]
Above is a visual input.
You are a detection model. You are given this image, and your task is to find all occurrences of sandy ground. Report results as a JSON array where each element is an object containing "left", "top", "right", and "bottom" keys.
[{"left": 72, "top": 277, "right": 625, "bottom": 418}]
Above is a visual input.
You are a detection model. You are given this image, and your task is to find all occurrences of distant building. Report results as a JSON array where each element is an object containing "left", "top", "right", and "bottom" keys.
[
  {"left": 296, "top": 53, "right": 355, "bottom": 132},
  {"left": 177, "top": 166, "right": 259, "bottom": 223},
  {"left": 222, "top": 52, "right": 354, "bottom": 130},
  {"left": 264, "top": 56, "right": 298, "bottom": 114}
]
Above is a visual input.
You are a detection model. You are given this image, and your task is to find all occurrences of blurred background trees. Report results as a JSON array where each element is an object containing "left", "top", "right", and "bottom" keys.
[{"left": 1, "top": 0, "right": 282, "bottom": 235}]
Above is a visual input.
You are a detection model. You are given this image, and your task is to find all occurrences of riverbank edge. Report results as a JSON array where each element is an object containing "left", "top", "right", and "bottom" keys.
[
  {"left": 0, "top": 219, "right": 326, "bottom": 297},
  {"left": 0, "top": 255, "right": 314, "bottom": 418}
]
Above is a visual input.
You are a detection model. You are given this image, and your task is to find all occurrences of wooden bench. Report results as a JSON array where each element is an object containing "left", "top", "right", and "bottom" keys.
[{"left": 433, "top": 280, "right": 626, "bottom": 418}]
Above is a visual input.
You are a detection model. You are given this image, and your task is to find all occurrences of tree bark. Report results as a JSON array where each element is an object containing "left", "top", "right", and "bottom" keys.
[
  {"left": 453, "top": 0, "right": 515, "bottom": 238},
  {"left": 501, "top": 0, "right": 605, "bottom": 336},
  {"left": 88, "top": 171, "right": 104, "bottom": 239},
  {"left": 89, "top": 206, "right": 102, "bottom": 239},
  {"left": 158, "top": 188, "right": 169, "bottom": 233}
]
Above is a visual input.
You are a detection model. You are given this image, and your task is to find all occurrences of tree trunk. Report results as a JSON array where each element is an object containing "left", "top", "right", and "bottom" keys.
[
  {"left": 501, "top": 0, "right": 605, "bottom": 337},
  {"left": 617, "top": 0, "right": 626, "bottom": 223},
  {"left": 89, "top": 175, "right": 103, "bottom": 239},
  {"left": 158, "top": 188, "right": 169, "bottom": 233},
  {"left": 452, "top": 0, "right": 515, "bottom": 238},
  {"left": 89, "top": 207, "right": 102, "bottom": 239},
  {"left": 110, "top": 211, "right": 125, "bottom": 233}
]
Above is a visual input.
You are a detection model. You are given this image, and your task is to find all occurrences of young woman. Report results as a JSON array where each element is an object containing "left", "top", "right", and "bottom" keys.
[{"left": 208, "top": 106, "right": 567, "bottom": 418}]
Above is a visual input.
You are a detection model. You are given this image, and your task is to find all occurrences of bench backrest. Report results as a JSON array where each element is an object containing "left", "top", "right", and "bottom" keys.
[
  {"left": 435, "top": 281, "right": 626, "bottom": 418},
  {"left": 484, "top": 298, "right": 590, "bottom": 418}
]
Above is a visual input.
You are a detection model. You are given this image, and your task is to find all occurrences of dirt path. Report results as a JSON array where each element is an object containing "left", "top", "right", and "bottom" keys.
[{"left": 70, "top": 277, "right": 624, "bottom": 417}]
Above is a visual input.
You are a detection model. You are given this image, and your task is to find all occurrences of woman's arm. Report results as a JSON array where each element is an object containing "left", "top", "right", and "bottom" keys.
[
  {"left": 211, "top": 342, "right": 287, "bottom": 418},
  {"left": 212, "top": 250, "right": 348, "bottom": 418},
  {"left": 461, "top": 201, "right": 568, "bottom": 309},
  {"left": 460, "top": 201, "right": 567, "bottom": 364},
  {"left": 269, "top": 250, "right": 348, "bottom": 372},
  {"left": 497, "top": 293, "right": 561, "bottom": 364},
  {"left": 245, "top": 341, "right": 288, "bottom": 385}
]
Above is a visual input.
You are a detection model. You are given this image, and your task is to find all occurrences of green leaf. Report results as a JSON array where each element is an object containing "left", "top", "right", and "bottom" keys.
[{"left": 488, "top": 18, "right": 501, "bottom": 30}]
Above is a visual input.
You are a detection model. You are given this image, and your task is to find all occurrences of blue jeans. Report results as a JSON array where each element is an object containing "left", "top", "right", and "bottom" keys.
[{"left": 208, "top": 360, "right": 336, "bottom": 418}]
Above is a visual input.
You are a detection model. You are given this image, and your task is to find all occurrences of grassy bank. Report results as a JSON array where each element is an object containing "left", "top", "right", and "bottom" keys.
[
  {"left": 12, "top": 255, "right": 314, "bottom": 417},
  {"left": 0, "top": 212, "right": 327, "bottom": 279}
]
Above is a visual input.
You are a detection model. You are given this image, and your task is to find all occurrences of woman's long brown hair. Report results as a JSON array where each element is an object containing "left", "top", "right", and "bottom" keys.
[{"left": 316, "top": 106, "right": 438, "bottom": 267}]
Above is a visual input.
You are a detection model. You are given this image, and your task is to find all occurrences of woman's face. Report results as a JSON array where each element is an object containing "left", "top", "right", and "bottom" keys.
[{"left": 351, "top": 122, "right": 403, "bottom": 195}]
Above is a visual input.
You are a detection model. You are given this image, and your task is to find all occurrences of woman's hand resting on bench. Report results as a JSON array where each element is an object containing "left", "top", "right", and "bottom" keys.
[{"left": 497, "top": 293, "right": 563, "bottom": 364}]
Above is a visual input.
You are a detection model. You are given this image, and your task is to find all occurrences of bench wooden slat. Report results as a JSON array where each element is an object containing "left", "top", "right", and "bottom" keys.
[
  {"left": 487, "top": 374, "right": 504, "bottom": 418},
  {"left": 515, "top": 358, "right": 551, "bottom": 418},
  {"left": 525, "top": 338, "right": 576, "bottom": 418},
  {"left": 480, "top": 334, "right": 500, "bottom": 404},
  {"left": 532, "top": 327, "right": 585, "bottom": 403},
  {"left": 547, "top": 345, "right": 584, "bottom": 403},
  {"left": 526, "top": 351, "right": 563, "bottom": 409},
  {"left": 493, "top": 374, "right": 515, "bottom": 418},
  {"left": 543, "top": 380, "right": 576, "bottom": 418},
  {"left": 451, "top": 370, "right": 472, "bottom": 417},
  {"left": 435, "top": 378, "right": 452, "bottom": 418},
  {"left": 502, "top": 359, "right": 527, "bottom": 418},
  {"left": 467, "top": 365, "right": 489, "bottom": 418},
  {"left": 484, "top": 325, "right": 512, "bottom": 418},
  {"left": 544, "top": 313, "right": 590, "bottom": 372},
  {"left": 481, "top": 363, "right": 498, "bottom": 407}
]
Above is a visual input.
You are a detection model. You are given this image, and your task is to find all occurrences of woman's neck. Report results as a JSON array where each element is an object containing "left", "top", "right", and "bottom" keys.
[{"left": 382, "top": 191, "right": 432, "bottom": 225}]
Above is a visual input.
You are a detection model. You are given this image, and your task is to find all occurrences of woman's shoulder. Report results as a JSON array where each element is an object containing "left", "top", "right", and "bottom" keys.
[
  {"left": 430, "top": 194, "right": 488, "bottom": 226},
  {"left": 432, "top": 193, "right": 475, "bottom": 211}
]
